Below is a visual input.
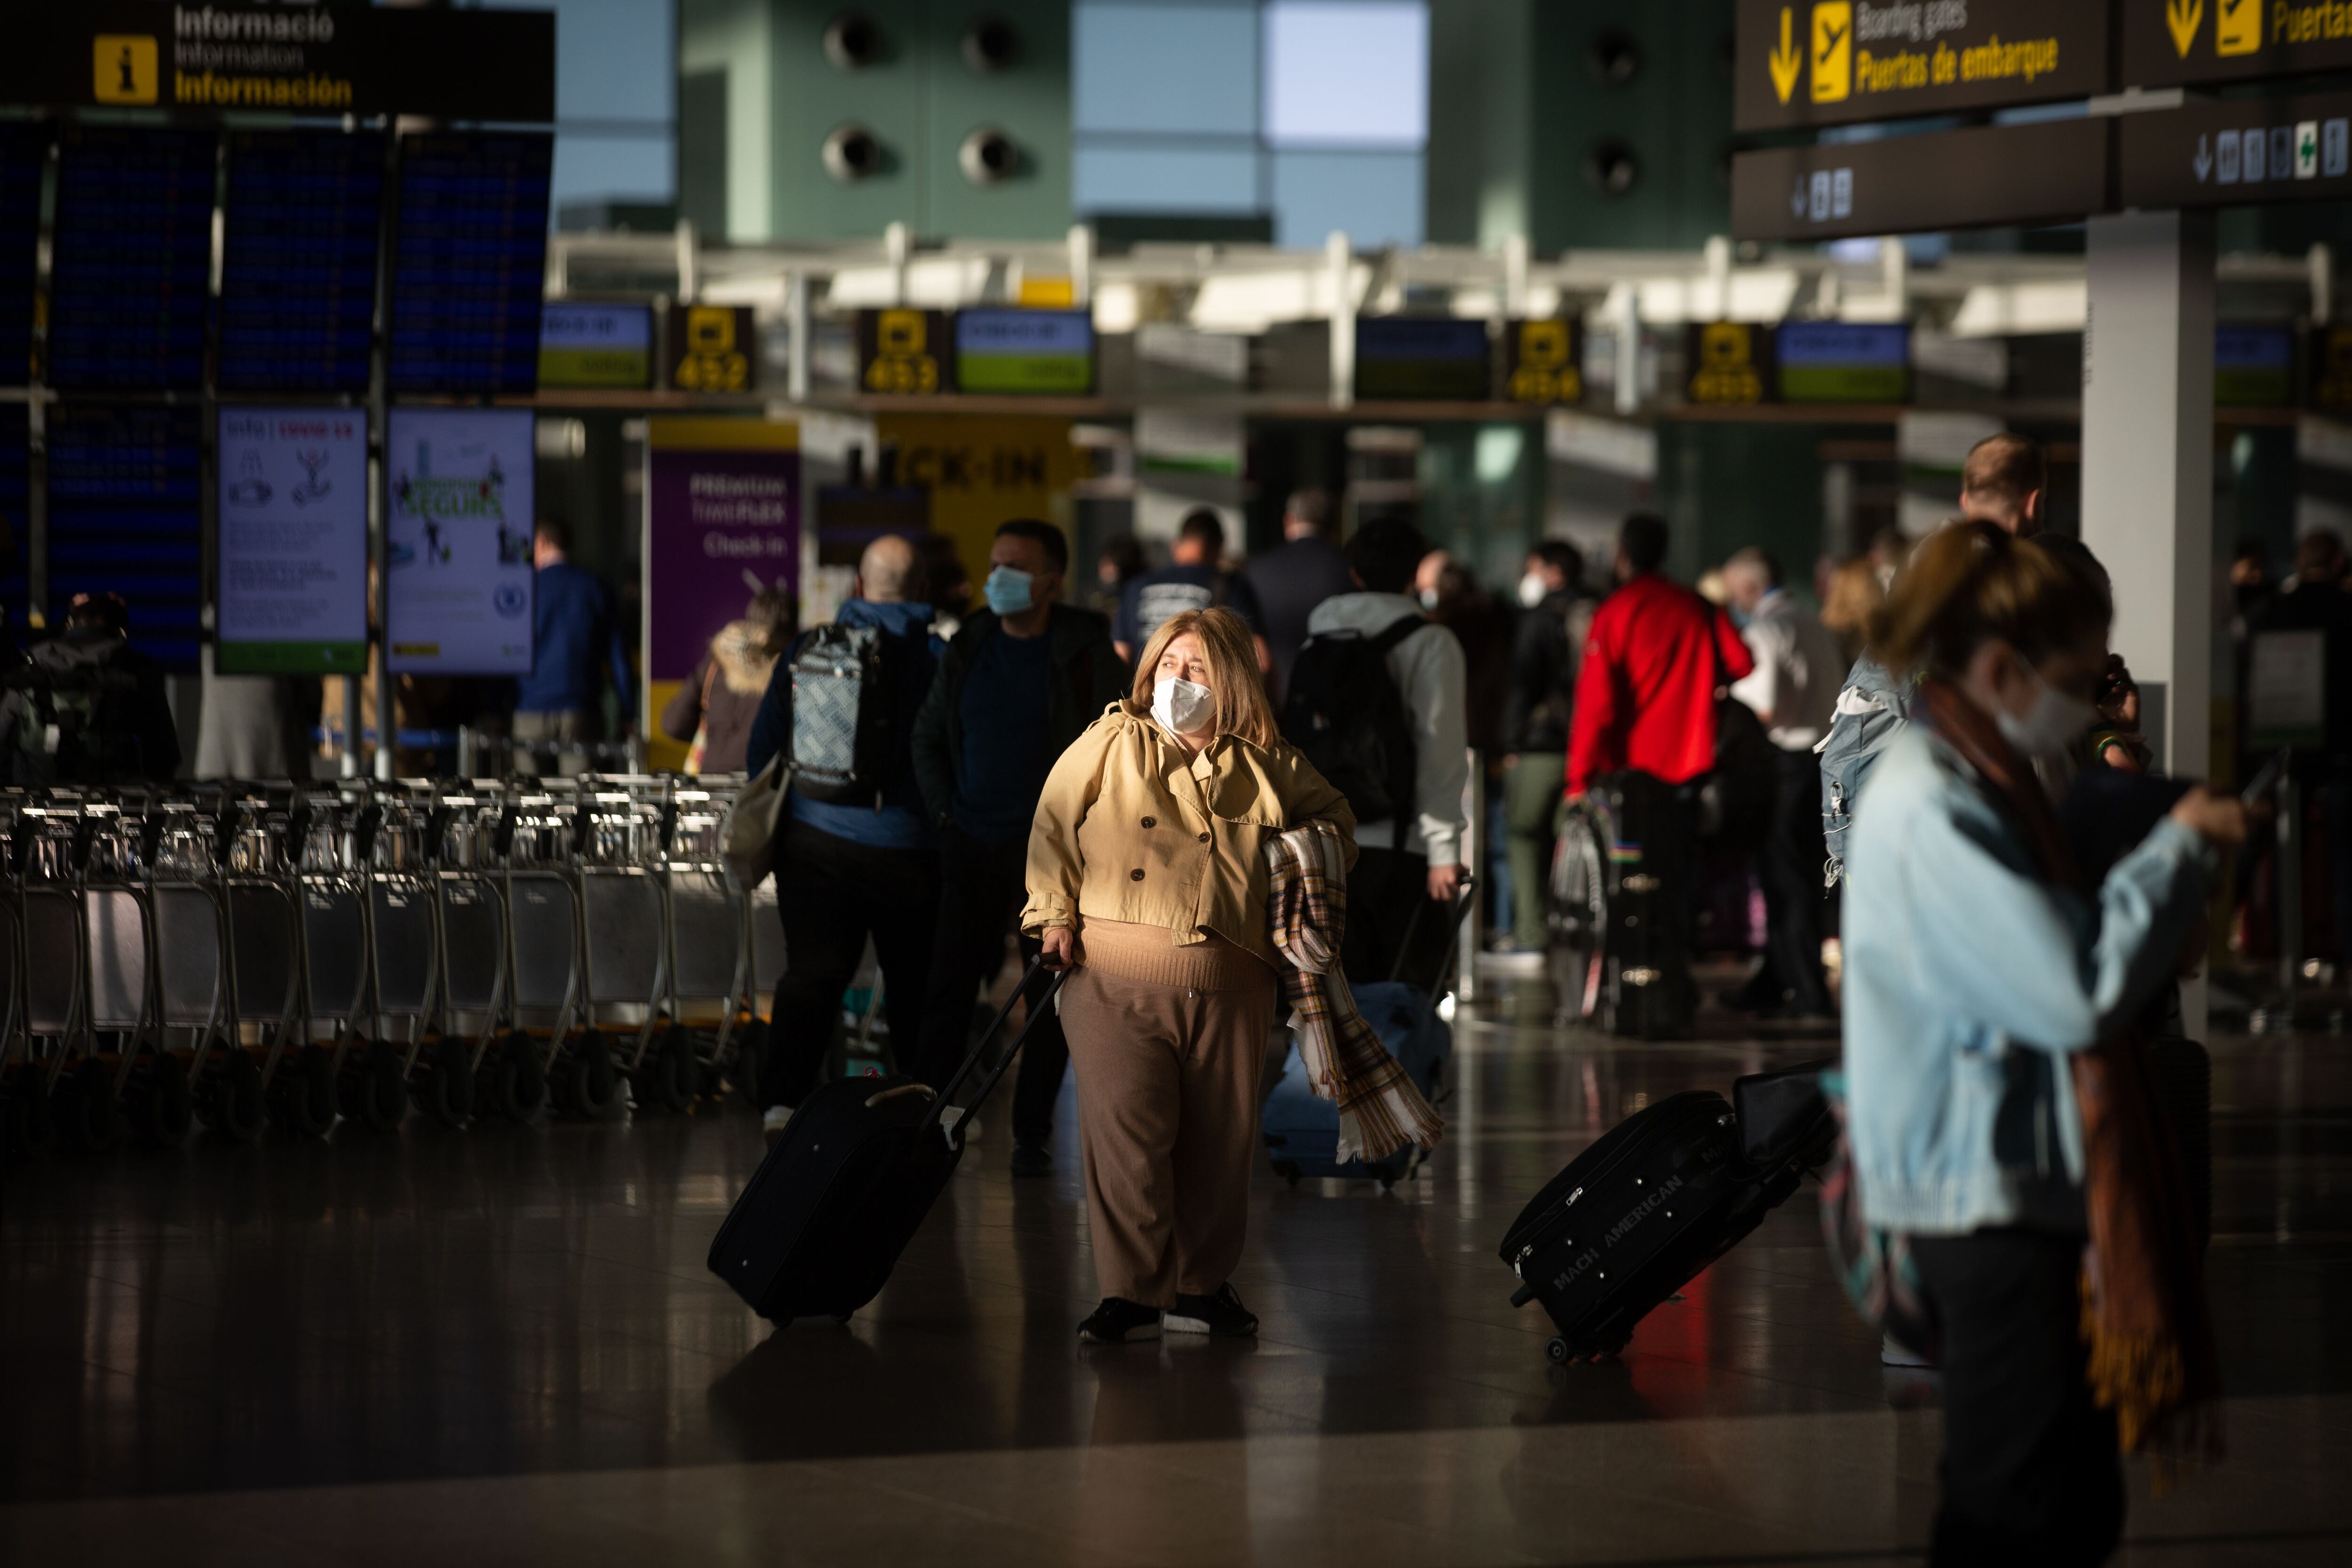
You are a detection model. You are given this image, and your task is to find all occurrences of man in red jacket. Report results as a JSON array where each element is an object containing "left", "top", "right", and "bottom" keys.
[{"left": 1566, "top": 513, "right": 1755, "bottom": 797}]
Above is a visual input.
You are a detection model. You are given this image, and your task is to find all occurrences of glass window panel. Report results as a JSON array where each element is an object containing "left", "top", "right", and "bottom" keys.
[
  {"left": 1263, "top": 1, "right": 1428, "bottom": 149},
  {"left": 1076, "top": 142, "right": 1263, "bottom": 213},
  {"left": 1269, "top": 147, "right": 1422, "bottom": 246},
  {"left": 1075, "top": 2, "right": 1260, "bottom": 136}
]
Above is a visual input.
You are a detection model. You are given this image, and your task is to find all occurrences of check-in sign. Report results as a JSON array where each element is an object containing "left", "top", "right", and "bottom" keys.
[{"left": 1735, "top": 0, "right": 2109, "bottom": 132}]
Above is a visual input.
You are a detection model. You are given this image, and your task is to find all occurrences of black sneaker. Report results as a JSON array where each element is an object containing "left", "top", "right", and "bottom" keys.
[
  {"left": 1009, "top": 1139, "right": 1052, "bottom": 1178},
  {"left": 1077, "top": 1297, "right": 1161, "bottom": 1344},
  {"left": 1164, "top": 1282, "right": 1257, "bottom": 1337}
]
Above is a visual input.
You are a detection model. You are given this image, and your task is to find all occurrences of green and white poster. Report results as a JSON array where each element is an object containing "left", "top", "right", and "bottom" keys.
[
  {"left": 386, "top": 407, "right": 535, "bottom": 675},
  {"left": 216, "top": 406, "right": 369, "bottom": 674}
]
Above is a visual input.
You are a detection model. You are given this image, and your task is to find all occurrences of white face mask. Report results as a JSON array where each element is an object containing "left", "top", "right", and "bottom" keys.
[
  {"left": 1518, "top": 571, "right": 1549, "bottom": 608},
  {"left": 1152, "top": 676, "right": 1215, "bottom": 735},
  {"left": 1994, "top": 669, "right": 2098, "bottom": 760},
  {"left": 1417, "top": 586, "right": 1441, "bottom": 610}
]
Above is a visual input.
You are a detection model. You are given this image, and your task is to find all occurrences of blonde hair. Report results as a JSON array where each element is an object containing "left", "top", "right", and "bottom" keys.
[
  {"left": 1128, "top": 607, "right": 1279, "bottom": 749},
  {"left": 1867, "top": 520, "right": 2109, "bottom": 680},
  {"left": 1819, "top": 556, "right": 1883, "bottom": 639}
]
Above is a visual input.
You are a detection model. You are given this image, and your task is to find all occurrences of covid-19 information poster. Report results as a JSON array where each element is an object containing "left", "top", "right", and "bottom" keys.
[
  {"left": 385, "top": 406, "right": 535, "bottom": 675},
  {"left": 216, "top": 406, "right": 370, "bottom": 674}
]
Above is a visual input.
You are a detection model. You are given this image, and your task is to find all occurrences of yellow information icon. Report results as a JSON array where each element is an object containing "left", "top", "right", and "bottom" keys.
[
  {"left": 1810, "top": 3, "right": 1852, "bottom": 105},
  {"left": 93, "top": 36, "right": 159, "bottom": 105},
  {"left": 2216, "top": 0, "right": 2260, "bottom": 57}
]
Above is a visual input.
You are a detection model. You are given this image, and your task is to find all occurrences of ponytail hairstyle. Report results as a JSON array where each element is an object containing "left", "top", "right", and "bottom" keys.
[{"left": 1867, "top": 520, "right": 2112, "bottom": 681}]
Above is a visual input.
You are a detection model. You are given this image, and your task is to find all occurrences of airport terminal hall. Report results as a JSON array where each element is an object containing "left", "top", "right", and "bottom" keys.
[{"left": 11, "top": 3, "right": 2352, "bottom": 1565}]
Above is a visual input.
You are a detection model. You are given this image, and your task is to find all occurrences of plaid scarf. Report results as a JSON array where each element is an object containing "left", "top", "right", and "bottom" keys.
[{"left": 1263, "top": 820, "right": 1445, "bottom": 1162}]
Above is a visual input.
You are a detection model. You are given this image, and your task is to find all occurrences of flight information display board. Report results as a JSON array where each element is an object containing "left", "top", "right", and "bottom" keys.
[
  {"left": 389, "top": 133, "right": 554, "bottom": 395},
  {"left": 48, "top": 127, "right": 215, "bottom": 392},
  {"left": 47, "top": 404, "right": 205, "bottom": 671},
  {"left": 220, "top": 130, "right": 386, "bottom": 394},
  {"left": 1355, "top": 317, "right": 1493, "bottom": 400},
  {"left": 0, "top": 124, "right": 41, "bottom": 388},
  {"left": 0, "top": 404, "right": 26, "bottom": 637},
  {"left": 1776, "top": 321, "right": 1911, "bottom": 403}
]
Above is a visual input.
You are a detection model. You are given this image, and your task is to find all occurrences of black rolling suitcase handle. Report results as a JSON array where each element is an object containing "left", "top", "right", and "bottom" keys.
[{"left": 935, "top": 953, "right": 1072, "bottom": 1143}]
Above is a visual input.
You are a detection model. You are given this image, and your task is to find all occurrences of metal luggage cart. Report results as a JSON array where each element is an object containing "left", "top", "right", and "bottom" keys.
[
  {"left": 364, "top": 788, "right": 462, "bottom": 1126},
  {"left": 294, "top": 791, "right": 406, "bottom": 1132},
  {"left": 140, "top": 799, "right": 247, "bottom": 1143},
  {"left": 1, "top": 802, "right": 87, "bottom": 1156},
  {"left": 657, "top": 780, "right": 753, "bottom": 1110},
  {"left": 218, "top": 789, "right": 334, "bottom": 1138},
  {"left": 573, "top": 780, "right": 682, "bottom": 1114},
  {"left": 501, "top": 784, "right": 617, "bottom": 1119},
  {"left": 425, "top": 788, "right": 535, "bottom": 1122}
]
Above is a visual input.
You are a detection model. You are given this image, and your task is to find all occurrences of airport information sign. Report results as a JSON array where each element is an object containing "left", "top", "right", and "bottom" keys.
[
  {"left": 667, "top": 305, "right": 757, "bottom": 393},
  {"left": 219, "top": 130, "right": 384, "bottom": 394},
  {"left": 1732, "top": 117, "right": 2110, "bottom": 240},
  {"left": 216, "top": 407, "right": 369, "bottom": 675},
  {"left": 0, "top": 126, "right": 39, "bottom": 389},
  {"left": 0, "top": 4, "right": 555, "bottom": 122},
  {"left": 47, "top": 404, "right": 205, "bottom": 671},
  {"left": 2312, "top": 326, "right": 2352, "bottom": 413},
  {"left": 385, "top": 408, "right": 535, "bottom": 677},
  {"left": 48, "top": 127, "right": 215, "bottom": 391},
  {"left": 954, "top": 310, "right": 1097, "bottom": 395},
  {"left": 1687, "top": 323, "right": 1777, "bottom": 406},
  {"left": 1503, "top": 319, "right": 1584, "bottom": 406},
  {"left": 2118, "top": 88, "right": 2352, "bottom": 208},
  {"left": 1734, "top": 0, "right": 2109, "bottom": 132},
  {"left": 858, "top": 309, "right": 950, "bottom": 395},
  {"left": 1355, "top": 317, "right": 1493, "bottom": 401},
  {"left": 2123, "top": 0, "right": 2352, "bottom": 91},
  {"left": 1777, "top": 322, "right": 1912, "bottom": 402},
  {"left": 2215, "top": 325, "right": 2298, "bottom": 406},
  {"left": 388, "top": 134, "right": 553, "bottom": 397}
]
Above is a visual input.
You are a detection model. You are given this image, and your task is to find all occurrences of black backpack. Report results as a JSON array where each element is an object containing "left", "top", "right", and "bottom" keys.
[
  {"left": 6, "top": 642, "right": 150, "bottom": 787},
  {"left": 789, "top": 623, "right": 893, "bottom": 804},
  {"left": 1281, "top": 615, "right": 1423, "bottom": 845}
]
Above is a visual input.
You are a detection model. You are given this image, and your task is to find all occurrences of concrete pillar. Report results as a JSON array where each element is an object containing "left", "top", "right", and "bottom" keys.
[{"left": 2081, "top": 208, "right": 2216, "bottom": 1032}]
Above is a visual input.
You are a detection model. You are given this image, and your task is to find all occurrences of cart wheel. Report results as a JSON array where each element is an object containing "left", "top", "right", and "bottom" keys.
[
  {"left": 270, "top": 1046, "right": 337, "bottom": 1138},
  {"left": 1546, "top": 1337, "right": 1570, "bottom": 1366},
  {"left": 729, "top": 1019, "right": 766, "bottom": 1109},
  {"left": 340, "top": 1041, "right": 406, "bottom": 1133},
  {"left": 492, "top": 1032, "right": 549, "bottom": 1123},
  {"left": 59, "top": 1059, "right": 120, "bottom": 1154},
  {"left": 558, "top": 1030, "right": 620, "bottom": 1121},
  {"left": 197, "top": 1050, "right": 266, "bottom": 1144},
  {"left": 3, "top": 1074, "right": 56, "bottom": 1159},
  {"left": 413, "top": 1039, "right": 476, "bottom": 1128},
  {"left": 128, "top": 1050, "right": 195, "bottom": 1148}
]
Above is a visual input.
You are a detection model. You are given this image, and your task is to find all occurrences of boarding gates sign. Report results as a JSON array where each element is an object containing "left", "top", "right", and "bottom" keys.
[
  {"left": 1734, "top": 0, "right": 2109, "bottom": 131},
  {"left": 2123, "top": 0, "right": 2352, "bottom": 90}
]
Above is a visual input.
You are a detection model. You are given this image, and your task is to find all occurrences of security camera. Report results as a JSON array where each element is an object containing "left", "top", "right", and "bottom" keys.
[
  {"left": 958, "top": 127, "right": 1017, "bottom": 185},
  {"left": 824, "top": 124, "right": 883, "bottom": 183},
  {"left": 824, "top": 12, "right": 883, "bottom": 71},
  {"left": 962, "top": 16, "right": 1017, "bottom": 73},
  {"left": 1585, "top": 140, "right": 1638, "bottom": 196}
]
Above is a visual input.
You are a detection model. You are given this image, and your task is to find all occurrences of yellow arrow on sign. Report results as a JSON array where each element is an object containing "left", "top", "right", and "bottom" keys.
[
  {"left": 1769, "top": 8, "right": 1803, "bottom": 104},
  {"left": 2166, "top": 0, "right": 2203, "bottom": 59}
]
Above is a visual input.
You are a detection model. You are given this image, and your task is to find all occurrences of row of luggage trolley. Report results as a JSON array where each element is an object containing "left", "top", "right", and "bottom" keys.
[{"left": 0, "top": 774, "right": 784, "bottom": 1156}]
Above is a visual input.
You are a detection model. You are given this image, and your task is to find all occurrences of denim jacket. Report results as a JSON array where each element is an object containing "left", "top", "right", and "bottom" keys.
[{"left": 1841, "top": 726, "right": 2211, "bottom": 1235}]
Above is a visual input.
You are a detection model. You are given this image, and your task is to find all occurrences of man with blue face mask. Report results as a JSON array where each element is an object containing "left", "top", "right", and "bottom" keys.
[{"left": 912, "top": 519, "right": 1129, "bottom": 1175}]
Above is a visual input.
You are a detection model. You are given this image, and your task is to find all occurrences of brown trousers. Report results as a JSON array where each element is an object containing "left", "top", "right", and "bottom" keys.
[{"left": 1057, "top": 956, "right": 1278, "bottom": 1308}]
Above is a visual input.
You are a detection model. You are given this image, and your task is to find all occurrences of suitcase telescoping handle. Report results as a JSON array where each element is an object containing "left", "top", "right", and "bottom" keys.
[
  {"left": 935, "top": 952, "right": 1073, "bottom": 1145},
  {"left": 1390, "top": 874, "right": 1478, "bottom": 1043}
]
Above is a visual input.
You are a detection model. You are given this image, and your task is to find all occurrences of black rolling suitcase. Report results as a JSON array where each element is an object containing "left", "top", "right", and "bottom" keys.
[
  {"left": 709, "top": 957, "right": 1068, "bottom": 1321},
  {"left": 1562, "top": 772, "right": 1697, "bottom": 1038},
  {"left": 1500, "top": 1062, "right": 1833, "bottom": 1362}
]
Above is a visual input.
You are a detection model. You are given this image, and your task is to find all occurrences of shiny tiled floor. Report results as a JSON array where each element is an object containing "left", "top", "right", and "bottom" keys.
[{"left": 4, "top": 974, "right": 2351, "bottom": 1565}]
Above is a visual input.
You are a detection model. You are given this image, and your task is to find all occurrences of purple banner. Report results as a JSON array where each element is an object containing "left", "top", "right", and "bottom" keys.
[{"left": 644, "top": 420, "right": 800, "bottom": 685}]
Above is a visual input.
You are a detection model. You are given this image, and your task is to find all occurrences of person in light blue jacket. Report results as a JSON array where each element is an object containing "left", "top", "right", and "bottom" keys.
[{"left": 1843, "top": 521, "right": 2243, "bottom": 1566}]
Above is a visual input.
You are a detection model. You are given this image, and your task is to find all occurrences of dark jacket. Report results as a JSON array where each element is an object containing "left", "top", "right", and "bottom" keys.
[
  {"left": 515, "top": 558, "right": 633, "bottom": 716},
  {"left": 1506, "top": 587, "right": 1596, "bottom": 754},
  {"left": 913, "top": 603, "right": 1129, "bottom": 828},
  {"left": 2, "top": 628, "right": 181, "bottom": 785}
]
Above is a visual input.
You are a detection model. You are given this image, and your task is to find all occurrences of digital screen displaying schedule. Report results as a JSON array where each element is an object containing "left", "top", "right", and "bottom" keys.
[
  {"left": 47, "top": 405, "right": 205, "bottom": 671},
  {"left": 48, "top": 128, "right": 215, "bottom": 392},
  {"left": 0, "top": 404, "right": 26, "bottom": 638},
  {"left": 220, "top": 131, "right": 388, "bottom": 394},
  {"left": 389, "top": 133, "right": 554, "bottom": 395},
  {"left": 0, "top": 124, "right": 42, "bottom": 389}
]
